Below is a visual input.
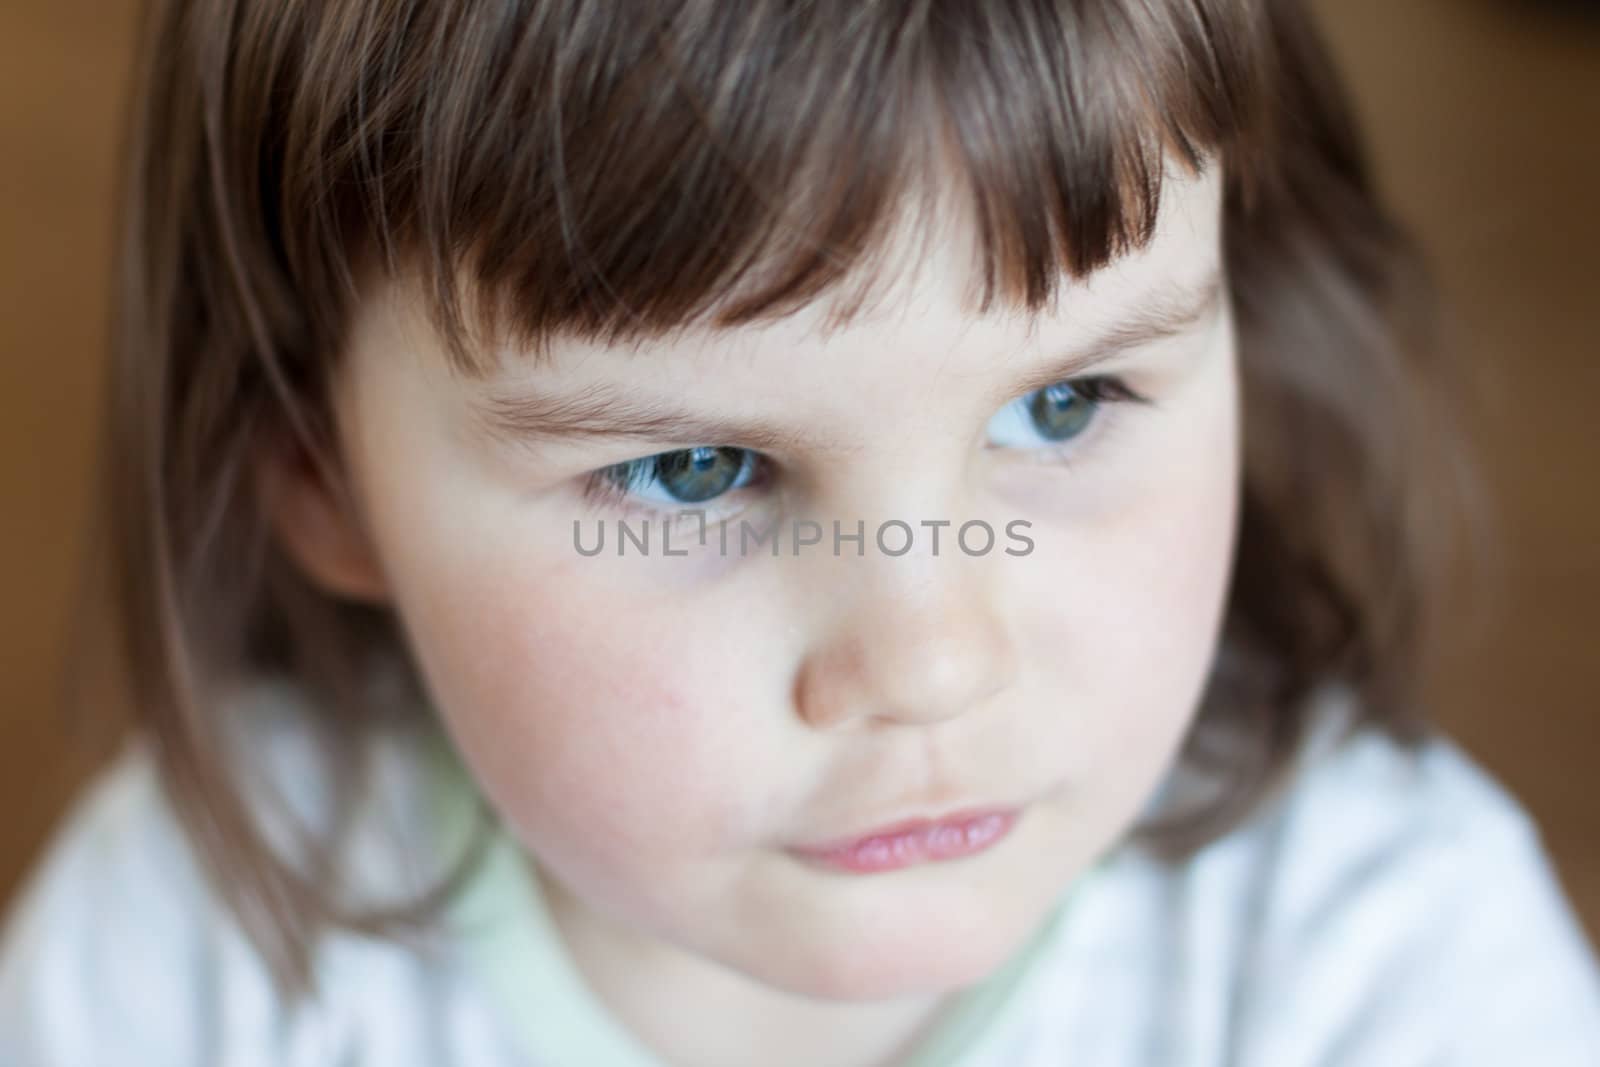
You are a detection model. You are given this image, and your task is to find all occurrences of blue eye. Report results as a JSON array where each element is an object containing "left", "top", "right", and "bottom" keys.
[
  {"left": 594, "top": 446, "right": 762, "bottom": 507},
  {"left": 985, "top": 376, "right": 1140, "bottom": 449},
  {"left": 580, "top": 375, "right": 1147, "bottom": 516}
]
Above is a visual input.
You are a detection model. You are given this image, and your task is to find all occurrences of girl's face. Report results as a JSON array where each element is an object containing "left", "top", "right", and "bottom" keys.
[{"left": 315, "top": 157, "right": 1238, "bottom": 1001}]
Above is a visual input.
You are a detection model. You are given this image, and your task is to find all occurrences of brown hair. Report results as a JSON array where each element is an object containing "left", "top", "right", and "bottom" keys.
[{"left": 69, "top": 0, "right": 1484, "bottom": 998}]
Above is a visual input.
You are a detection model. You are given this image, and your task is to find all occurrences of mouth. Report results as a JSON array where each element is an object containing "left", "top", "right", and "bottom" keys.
[{"left": 787, "top": 807, "right": 1021, "bottom": 874}]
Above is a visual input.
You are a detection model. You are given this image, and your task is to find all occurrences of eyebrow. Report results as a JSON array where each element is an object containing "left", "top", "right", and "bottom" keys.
[{"left": 469, "top": 269, "right": 1223, "bottom": 453}]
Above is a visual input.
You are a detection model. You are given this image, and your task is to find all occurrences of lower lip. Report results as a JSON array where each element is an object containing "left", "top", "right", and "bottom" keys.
[{"left": 790, "top": 810, "right": 1021, "bottom": 874}]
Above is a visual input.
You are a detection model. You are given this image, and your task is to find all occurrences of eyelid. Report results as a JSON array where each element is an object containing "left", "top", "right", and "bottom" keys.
[
  {"left": 984, "top": 374, "right": 1152, "bottom": 450},
  {"left": 1005, "top": 374, "right": 1154, "bottom": 421},
  {"left": 577, "top": 448, "right": 773, "bottom": 523}
]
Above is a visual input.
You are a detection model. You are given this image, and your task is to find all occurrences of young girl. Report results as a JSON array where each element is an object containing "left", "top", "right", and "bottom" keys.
[{"left": 3, "top": 0, "right": 1598, "bottom": 1063}]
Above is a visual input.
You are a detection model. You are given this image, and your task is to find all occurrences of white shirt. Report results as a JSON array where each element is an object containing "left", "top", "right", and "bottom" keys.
[{"left": 3, "top": 683, "right": 1599, "bottom": 1065}]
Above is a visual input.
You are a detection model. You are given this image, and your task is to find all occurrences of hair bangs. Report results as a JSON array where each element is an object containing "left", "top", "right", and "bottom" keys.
[{"left": 269, "top": 0, "right": 1276, "bottom": 376}]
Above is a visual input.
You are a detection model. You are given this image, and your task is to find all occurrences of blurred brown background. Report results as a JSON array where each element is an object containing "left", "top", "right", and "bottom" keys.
[{"left": 2, "top": 0, "right": 1597, "bottom": 949}]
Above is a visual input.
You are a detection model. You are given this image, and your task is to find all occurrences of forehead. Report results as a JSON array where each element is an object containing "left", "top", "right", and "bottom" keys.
[{"left": 495, "top": 157, "right": 1219, "bottom": 375}]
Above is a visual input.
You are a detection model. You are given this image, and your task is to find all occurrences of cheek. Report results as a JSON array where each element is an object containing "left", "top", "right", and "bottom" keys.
[
  {"left": 1011, "top": 345, "right": 1240, "bottom": 781},
  {"left": 386, "top": 541, "right": 772, "bottom": 873}
]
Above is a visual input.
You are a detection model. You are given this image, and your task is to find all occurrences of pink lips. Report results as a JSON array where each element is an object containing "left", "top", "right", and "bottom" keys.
[{"left": 790, "top": 809, "right": 1020, "bottom": 873}]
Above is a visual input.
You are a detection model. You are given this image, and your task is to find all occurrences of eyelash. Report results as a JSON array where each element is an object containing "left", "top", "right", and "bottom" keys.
[{"left": 576, "top": 374, "right": 1152, "bottom": 521}]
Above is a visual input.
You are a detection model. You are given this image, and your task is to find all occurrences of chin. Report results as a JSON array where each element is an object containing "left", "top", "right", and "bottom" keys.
[{"left": 747, "top": 919, "right": 1022, "bottom": 1002}]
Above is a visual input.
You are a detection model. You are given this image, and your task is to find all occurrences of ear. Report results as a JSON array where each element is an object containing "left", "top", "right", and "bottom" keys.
[{"left": 254, "top": 432, "right": 391, "bottom": 605}]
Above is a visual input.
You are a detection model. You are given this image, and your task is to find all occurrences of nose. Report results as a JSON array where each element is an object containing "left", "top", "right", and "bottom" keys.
[{"left": 792, "top": 553, "right": 1020, "bottom": 732}]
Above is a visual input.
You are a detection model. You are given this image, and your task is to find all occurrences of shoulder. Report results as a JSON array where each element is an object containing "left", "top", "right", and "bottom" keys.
[
  {"left": 1219, "top": 692, "right": 1600, "bottom": 1064},
  {"left": 0, "top": 736, "right": 373, "bottom": 1063},
  {"left": 0, "top": 700, "right": 522, "bottom": 1066},
  {"left": 0, "top": 737, "right": 243, "bottom": 1063},
  {"left": 1035, "top": 686, "right": 1600, "bottom": 1065}
]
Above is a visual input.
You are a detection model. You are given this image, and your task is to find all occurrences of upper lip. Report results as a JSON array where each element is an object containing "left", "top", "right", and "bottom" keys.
[{"left": 791, "top": 803, "right": 1019, "bottom": 855}]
